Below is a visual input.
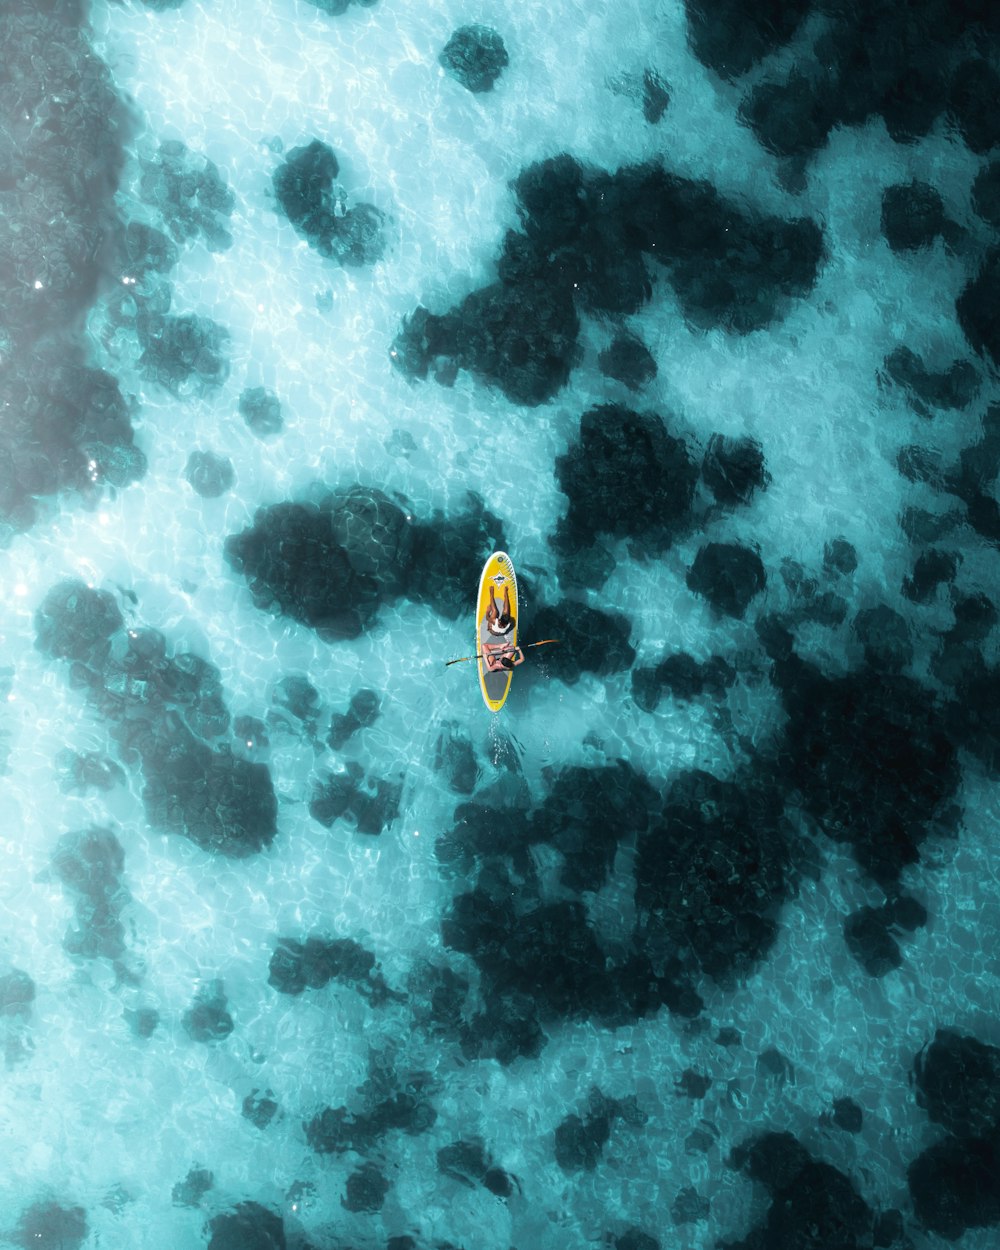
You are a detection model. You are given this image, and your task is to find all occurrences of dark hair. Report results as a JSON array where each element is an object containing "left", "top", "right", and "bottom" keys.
[
  {"left": 500, "top": 652, "right": 517, "bottom": 670},
  {"left": 498, "top": 613, "right": 514, "bottom": 630}
]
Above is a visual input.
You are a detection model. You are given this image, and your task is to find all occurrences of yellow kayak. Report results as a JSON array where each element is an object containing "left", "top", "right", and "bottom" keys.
[{"left": 476, "top": 550, "right": 518, "bottom": 712}]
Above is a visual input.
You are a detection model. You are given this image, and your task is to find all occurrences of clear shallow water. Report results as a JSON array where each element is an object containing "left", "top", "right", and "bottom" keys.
[{"left": 2, "top": 0, "right": 1000, "bottom": 1247}]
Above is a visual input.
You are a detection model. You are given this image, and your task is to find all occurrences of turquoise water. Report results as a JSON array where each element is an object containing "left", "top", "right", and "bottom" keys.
[{"left": 2, "top": 0, "right": 1000, "bottom": 1247}]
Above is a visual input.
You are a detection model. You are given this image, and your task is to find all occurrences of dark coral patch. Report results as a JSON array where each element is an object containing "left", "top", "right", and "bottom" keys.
[
  {"left": 958, "top": 250, "right": 1000, "bottom": 369},
  {"left": 952, "top": 405, "right": 1000, "bottom": 501},
  {"left": 306, "top": 1052, "right": 436, "bottom": 1155},
  {"left": 36, "top": 581, "right": 277, "bottom": 857},
  {"left": 914, "top": 1030, "right": 1000, "bottom": 1139},
  {"left": 172, "top": 1167, "right": 213, "bottom": 1208},
  {"left": 57, "top": 750, "right": 126, "bottom": 793},
  {"left": 450, "top": 897, "right": 609, "bottom": 1018},
  {"left": 672, "top": 1187, "right": 710, "bottom": 1225},
  {"left": 528, "top": 762, "right": 658, "bottom": 893},
  {"left": 684, "top": 0, "right": 812, "bottom": 80},
  {"left": 185, "top": 450, "right": 234, "bottom": 498},
  {"left": 637, "top": 650, "right": 740, "bottom": 710},
  {"left": 907, "top": 1033, "right": 1000, "bottom": 1238},
  {"left": 1, "top": 969, "right": 36, "bottom": 1021},
  {"left": 35, "top": 580, "right": 122, "bottom": 671},
  {"left": 269, "top": 674, "right": 321, "bottom": 737},
  {"left": 676, "top": 1069, "right": 712, "bottom": 1099},
  {"left": 395, "top": 155, "right": 822, "bottom": 403},
  {"left": 555, "top": 404, "right": 698, "bottom": 554},
  {"left": 902, "top": 549, "right": 958, "bottom": 604},
  {"left": 406, "top": 491, "right": 508, "bottom": 619},
  {"left": 226, "top": 486, "right": 505, "bottom": 636},
  {"left": 12, "top": 1202, "right": 87, "bottom": 1250},
  {"left": 1, "top": 353, "right": 145, "bottom": 541},
  {"left": 138, "top": 312, "right": 229, "bottom": 395},
  {"left": 908, "top": 1135, "right": 1000, "bottom": 1240},
  {"left": 225, "top": 500, "right": 383, "bottom": 640},
  {"left": 739, "top": 70, "right": 836, "bottom": 160},
  {"left": 530, "top": 601, "right": 636, "bottom": 684},
  {"left": 0, "top": 4, "right": 128, "bottom": 349},
  {"left": 238, "top": 386, "right": 283, "bottom": 438},
  {"left": 427, "top": 276, "right": 580, "bottom": 406},
  {"left": 206, "top": 1202, "right": 286, "bottom": 1250},
  {"left": 442, "top": 884, "right": 677, "bottom": 1054},
  {"left": 555, "top": 1108, "right": 611, "bottom": 1173},
  {"left": 853, "top": 605, "right": 912, "bottom": 673},
  {"left": 883, "top": 346, "right": 979, "bottom": 416},
  {"left": 304, "top": 0, "right": 378, "bottom": 13},
  {"left": 125, "top": 1006, "right": 159, "bottom": 1039},
  {"left": 310, "top": 762, "right": 403, "bottom": 835},
  {"left": 183, "top": 980, "right": 234, "bottom": 1043},
  {"left": 242, "top": 1090, "right": 279, "bottom": 1130},
  {"left": 438, "top": 1138, "right": 515, "bottom": 1196},
  {"left": 407, "top": 962, "right": 469, "bottom": 1037},
  {"left": 51, "top": 826, "right": 130, "bottom": 963},
  {"left": 122, "top": 220, "right": 179, "bottom": 275},
  {"left": 272, "top": 138, "right": 385, "bottom": 266},
  {"left": 972, "top": 161, "right": 1000, "bottom": 229},
  {"left": 306, "top": 1092, "right": 436, "bottom": 1154},
  {"left": 881, "top": 181, "right": 948, "bottom": 253},
  {"left": 268, "top": 935, "right": 399, "bottom": 1004},
  {"left": 598, "top": 334, "right": 658, "bottom": 390},
  {"left": 141, "top": 725, "right": 276, "bottom": 856},
  {"left": 273, "top": 138, "right": 339, "bottom": 237},
  {"left": 774, "top": 661, "right": 960, "bottom": 886},
  {"left": 948, "top": 58, "right": 1000, "bottom": 155},
  {"left": 844, "top": 907, "right": 902, "bottom": 977},
  {"left": 139, "top": 140, "right": 235, "bottom": 252},
  {"left": 440, "top": 760, "right": 707, "bottom": 1059},
  {"left": 641, "top": 70, "right": 671, "bottom": 124},
  {"left": 444, "top": 760, "right": 656, "bottom": 892},
  {"left": 0, "top": 5, "right": 153, "bottom": 533},
  {"left": 326, "top": 483, "right": 414, "bottom": 593},
  {"left": 622, "top": 165, "right": 824, "bottom": 330},
  {"left": 555, "top": 1089, "right": 646, "bottom": 1173},
  {"left": 445, "top": 755, "right": 655, "bottom": 895},
  {"left": 440, "top": 25, "right": 509, "bottom": 94},
  {"left": 635, "top": 769, "right": 791, "bottom": 986},
  {"left": 328, "top": 688, "right": 380, "bottom": 750},
  {"left": 736, "top": 7, "right": 1000, "bottom": 164},
  {"left": 727, "top": 1132, "right": 874, "bottom": 1250},
  {"left": 702, "top": 434, "right": 769, "bottom": 506},
  {"left": 342, "top": 1161, "right": 390, "bottom": 1213},
  {"left": 617, "top": 1230, "right": 660, "bottom": 1250},
  {"left": 458, "top": 991, "right": 546, "bottom": 1065},
  {"left": 831, "top": 1097, "right": 864, "bottom": 1133},
  {"left": 631, "top": 652, "right": 735, "bottom": 713},
  {"left": 687, "top": 542, "right": 766, "bottom": 619}
]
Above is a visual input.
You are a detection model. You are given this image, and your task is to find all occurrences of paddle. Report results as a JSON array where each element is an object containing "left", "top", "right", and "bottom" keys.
[{"left": 444, "top": 639, "right": 560, "bottom": 667}]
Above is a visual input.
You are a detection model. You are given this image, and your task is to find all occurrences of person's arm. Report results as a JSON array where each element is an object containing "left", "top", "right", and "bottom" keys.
[{"left": 511, "top": 647, "right": 525, "bottom": 667}]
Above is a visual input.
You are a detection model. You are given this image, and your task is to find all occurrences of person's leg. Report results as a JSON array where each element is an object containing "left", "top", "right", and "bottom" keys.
[
  {"left": 502, "top": 586, "right": 511, "bottom": 621},
  {"left": 486, "top": 587, "right": 499, "bottom": 626}
]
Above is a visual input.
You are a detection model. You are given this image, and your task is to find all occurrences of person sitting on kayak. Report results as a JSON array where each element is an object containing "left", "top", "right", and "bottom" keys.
[
  {"left": 485, "top": 585, "right": 515, "bottom": 636},
  {"left": 483, "top": 642, "right": 524, "bottom": 672}
]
